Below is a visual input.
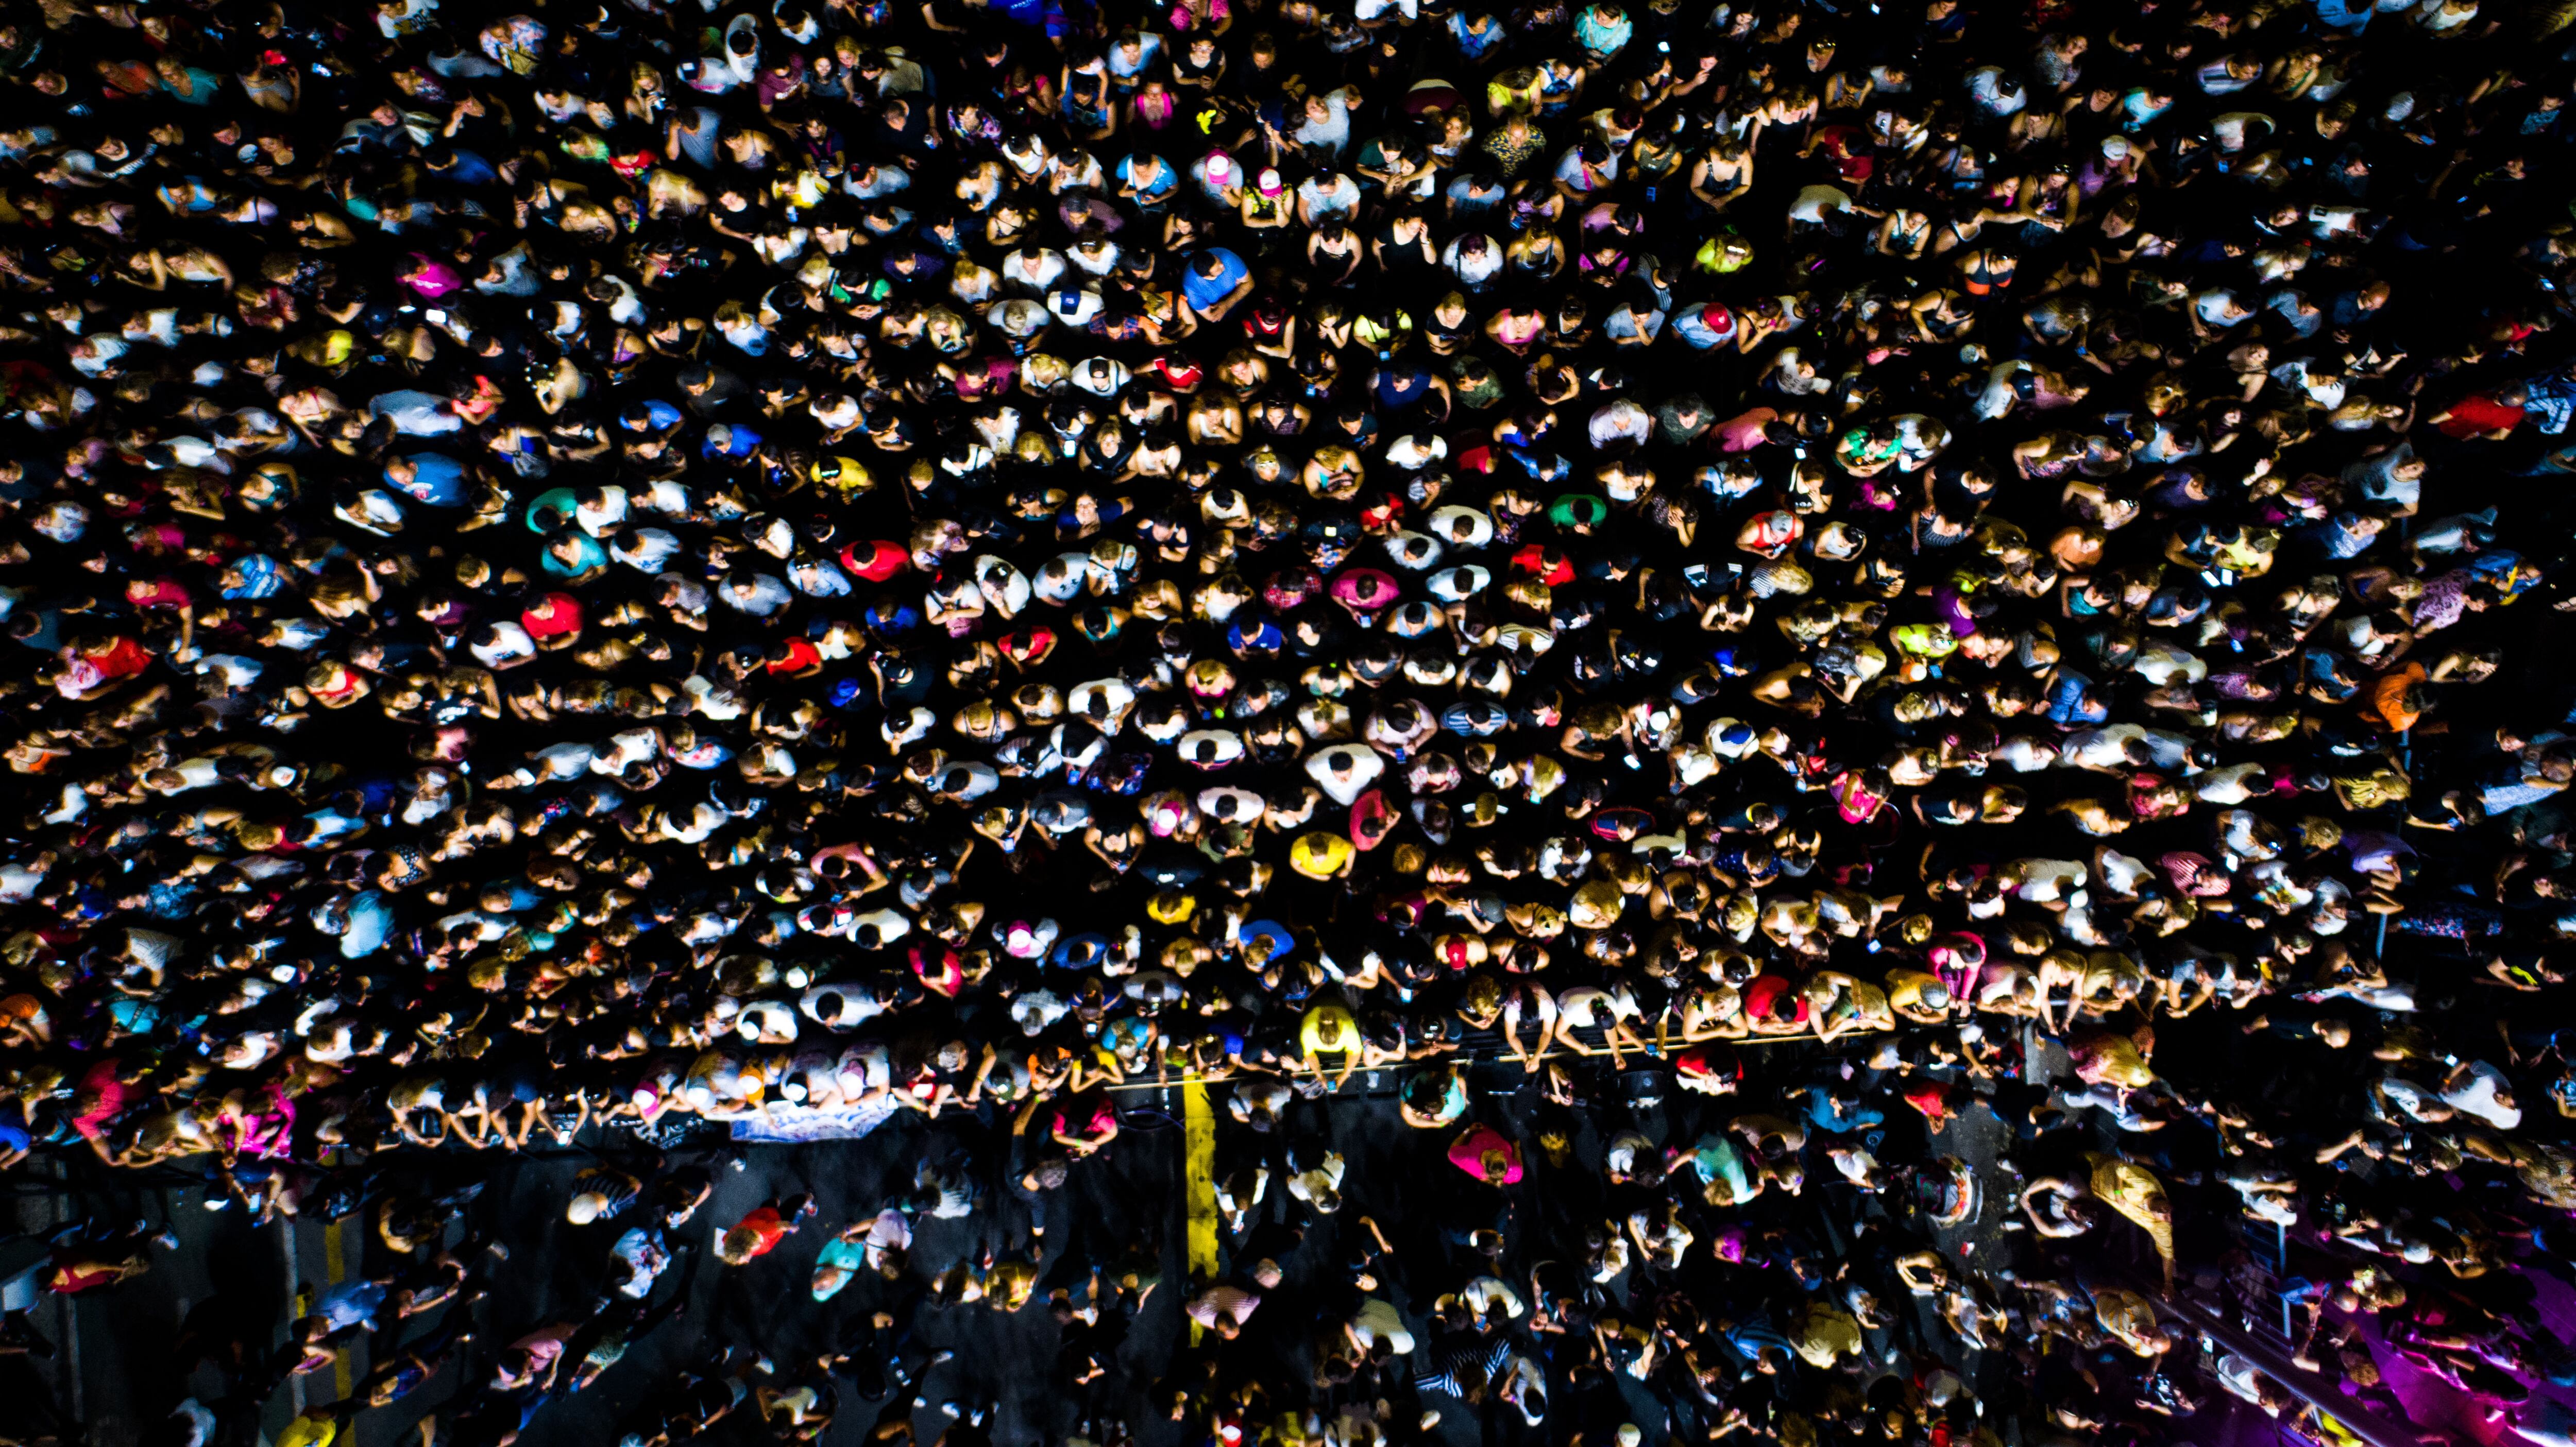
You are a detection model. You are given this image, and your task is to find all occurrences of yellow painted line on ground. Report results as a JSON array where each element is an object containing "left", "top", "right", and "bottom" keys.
[{"left": 1182, "top": 1080, "right": 1217, "bottom": 1344}]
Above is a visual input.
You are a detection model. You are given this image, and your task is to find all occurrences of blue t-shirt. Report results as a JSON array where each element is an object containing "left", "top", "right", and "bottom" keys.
[
  {"left": 1181, "top": 249, "right": 1248, "bottom": 311},
  {"left": 224, "top": 553, "right": 285, "bottom": 599},
  {"left": 387, "top": 453, "right": 468, "bottom": 507},
  {"left": 1117, "top": 154, "right": 1179, "bottom": 201},
  {"left": 1373, "top": 366, "right": 1433, "bottom": 409},
  {"left": 1105, "top": 34, "right": 1163, "bottom": 79},
  {"left": 1449, "top": 11, "right": 1503, "bottom": 59},
  {"left": 338, "top": 891, "right": 394, "bottom": 959},
  {"left": 704, "top": 423, "right": 762, "bottom": 459},
  {"left": 1573, "top": 7, "right": 1631, "bottom": 56}
]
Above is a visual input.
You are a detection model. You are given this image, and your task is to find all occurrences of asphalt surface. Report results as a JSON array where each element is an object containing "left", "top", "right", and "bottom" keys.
[{"left": 6, "top": 1044, "right": 2045, "bottom": 1447}]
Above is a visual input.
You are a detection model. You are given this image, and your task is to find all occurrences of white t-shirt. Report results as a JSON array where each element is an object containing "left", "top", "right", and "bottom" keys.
[
  {"left": 2442, "top": 1062, "right": 2522, "bottom": 1129},
  {"left": 1291, "top": 91, "right": 1354, "bottom": 156}
]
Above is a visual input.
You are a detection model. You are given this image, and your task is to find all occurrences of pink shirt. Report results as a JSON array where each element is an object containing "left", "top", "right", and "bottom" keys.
[
  {"left": 1714, "top": 407, "right": 1780, "bottom": 452},
  {"left": 1447, "top": 1125, "right": 1523, "bottom": 1184}
]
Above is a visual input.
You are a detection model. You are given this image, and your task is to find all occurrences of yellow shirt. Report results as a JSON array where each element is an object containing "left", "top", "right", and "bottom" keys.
[
  {"left": 1790, "top": 1304, "right": 1862, "bottom": 1367},
  {"left": 1300, "top": 1004, "right": 1360, "bottom": 1059},
  {"left": 1289, "top": 831, "right": 1354, "bottom": 879}
]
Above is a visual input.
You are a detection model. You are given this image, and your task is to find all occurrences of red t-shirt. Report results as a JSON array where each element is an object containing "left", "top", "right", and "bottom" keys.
[
  {"left": 733, "top": 1206, "right": 791, "bottom": 1258},
  {"left": 521, "top": 593, "right": 583, "bottom": 639},
  {"left": 1813, "top": 125, "right": 1874, "bottom": 181},
  {"left": 1743, "top": 974, "right": 1811, "bottom": 1026},
  {"left": 1905, "top": 1080, "right": 1961, "bottom": 1123},
  {"left": 767, "top": 638, "right": 822, "bottom": 675},
  {"left": 1511, "top": 546, "right": 1574, "bottom": 586},
  {"left": 125, "top": 577, "right": 192, "bottom": 610},
  {"left": 2434, "top": 395, "right": 2526, "bottom": 439},
  {"left": 843, "top": 540, "right": 910, "bottom": 582},
  {"left": 87, "top": 636, "right": 154, "bottom": 680}
]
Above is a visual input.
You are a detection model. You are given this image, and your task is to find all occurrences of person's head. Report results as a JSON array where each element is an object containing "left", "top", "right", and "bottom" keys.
[
  {"left": 495, "top": 1348, "right": 544, "bottom": 1387},
  {"left": 566, "top": 1191, "right": 611, "bottom": 1225}
]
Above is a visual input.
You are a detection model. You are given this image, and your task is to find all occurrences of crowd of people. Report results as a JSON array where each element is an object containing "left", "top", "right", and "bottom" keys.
[{"left": 9, "top": 0, "right": 2576, "bottom": 1440}]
